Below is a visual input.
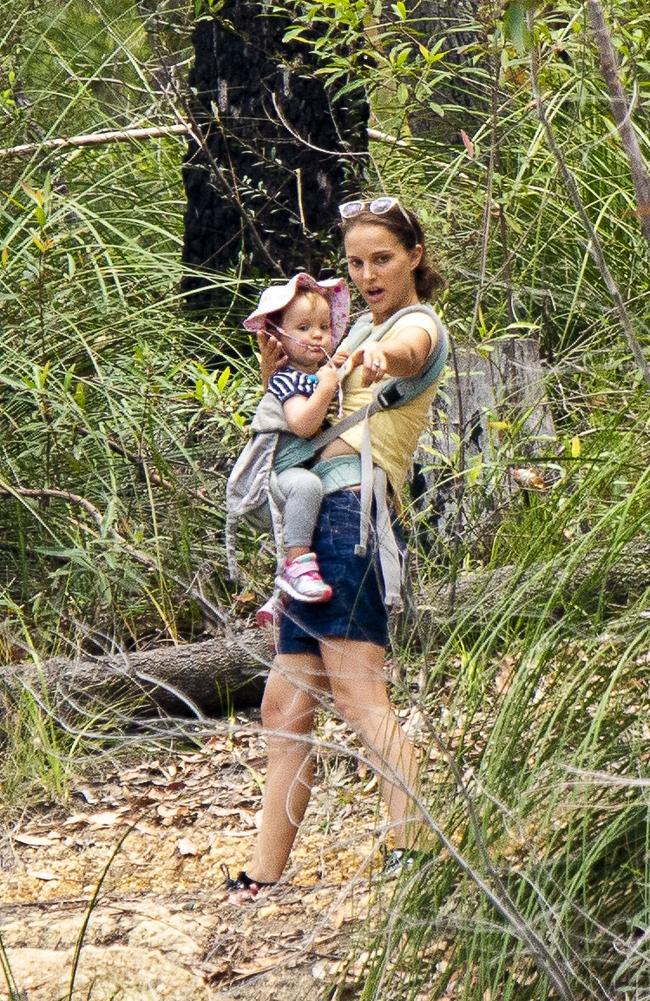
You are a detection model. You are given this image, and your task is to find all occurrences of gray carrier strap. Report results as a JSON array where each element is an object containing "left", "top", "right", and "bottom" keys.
[
  {"left": 225, "top": 393, "right": 290, "bottom": 581},
  {"left": 228, "top": 304, "right": 449, "bottom": 605},
  {"left": 357, "top": 412, "right": 374, "bottom": 559},
  {"left": 348, "top": 307, "right": 448, "bottom": 606},
  {"left": 372, "top": 467, "right": 402, "bottom": 608},
  {"left": 307, "top": 456, "right": 403, "bottom": 607},
  {"left": 278, "top": 304, "right": 448, "bottom": 608}
]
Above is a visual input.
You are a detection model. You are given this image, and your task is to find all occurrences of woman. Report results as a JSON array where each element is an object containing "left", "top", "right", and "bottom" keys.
[{"left": 225, "top": 197, "right": 445, "bottom": 901}]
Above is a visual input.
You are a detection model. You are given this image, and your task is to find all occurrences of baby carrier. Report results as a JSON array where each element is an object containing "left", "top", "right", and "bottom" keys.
[{"left": 225, "top": 304, "right": 449, "bottom": 607}]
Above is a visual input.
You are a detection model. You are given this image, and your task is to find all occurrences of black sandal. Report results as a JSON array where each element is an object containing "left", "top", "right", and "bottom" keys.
[
  {"left": 381, "top": 846, "right": 435, "bottom": 878},
  {"left": 221, "top": 864, "right": 276, "bottom": 903}
]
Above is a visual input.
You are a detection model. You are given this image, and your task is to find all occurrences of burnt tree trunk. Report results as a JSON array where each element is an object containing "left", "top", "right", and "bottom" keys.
[
  {"left": 401, "top": 0, "right": 486, "bottom": 143},
  {"left": 182, "top": 3, "right": 369, "bottom": 309}
]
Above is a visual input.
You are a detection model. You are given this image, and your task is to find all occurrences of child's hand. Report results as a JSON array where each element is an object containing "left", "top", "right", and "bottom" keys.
[
  {"left": 331, "top": 350, "right": 349, "bottom": 368},
  {"left": 316, "top": 362, "right": 340, "bottom": 395},
  {"left": 257, "top": 330, "right": 287, "bottom": 389}
]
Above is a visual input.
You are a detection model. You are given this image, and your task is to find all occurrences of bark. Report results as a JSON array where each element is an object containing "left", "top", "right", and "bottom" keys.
[
  {"left": 4, "top": 631, "right": 271, "bottom": 718},
  {"left": 4, "top": 538, "right": 647, "bottom": 716},
  {"left": 401, "top": 0, "right": 486, "bottom": 143},
  {"left": 410, "top": 336, "right": 556, "bottom": 548},
  {"left": 585, "top": 0, "right": 650, "bottom": 255},
  {"left": 181, "top": 4, "right": 369, "bottom": 310},
  {"left": 418, "top": 538, "right": 650, "bottom": 630}
]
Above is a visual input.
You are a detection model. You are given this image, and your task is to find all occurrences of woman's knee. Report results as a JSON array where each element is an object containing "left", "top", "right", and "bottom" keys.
[
  {"left": 261, "top": 676, "right": 317, "bottom": 734},
  {"left": 332, "top": 687, "right": 391, "bottom": 735}
]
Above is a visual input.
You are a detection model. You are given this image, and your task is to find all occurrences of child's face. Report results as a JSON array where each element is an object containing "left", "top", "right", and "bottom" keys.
[{"left": 278, "top": 294, "right": 333, "bottom": 372}]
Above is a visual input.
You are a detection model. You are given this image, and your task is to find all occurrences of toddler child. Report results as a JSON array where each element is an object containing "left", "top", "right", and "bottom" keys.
[{"left": 237, "top": 273, "right": 350, "bottom": 618}]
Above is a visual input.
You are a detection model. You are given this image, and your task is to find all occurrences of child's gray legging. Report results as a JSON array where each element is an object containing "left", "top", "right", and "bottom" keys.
[{"left": 271, "top": 466, "right": 324, "bottom": 550}]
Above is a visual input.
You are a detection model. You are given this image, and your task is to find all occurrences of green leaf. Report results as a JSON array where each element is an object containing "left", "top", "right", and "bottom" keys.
[
  {"left": 503, "top": 0, "right": 531, "bottom": 55},
  {"left": 467, "top": 455, "right": 483, "bottom": 485},
  {"left": 101, "top": 498, "right": 115, "bottom": 537},
  {"left": 217, "top": 366, "right": 231, "bottom": 392},
  {"left": 63, "top": 366, "right": 76, "bottom": 391},
  {"left": 283, "top": 26, "right": 308, "bottom": 43}
]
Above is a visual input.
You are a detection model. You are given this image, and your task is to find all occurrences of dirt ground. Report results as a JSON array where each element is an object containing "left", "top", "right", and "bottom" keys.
[{"left": 0, "top": 711, "right": 410, "bottom": 1001}]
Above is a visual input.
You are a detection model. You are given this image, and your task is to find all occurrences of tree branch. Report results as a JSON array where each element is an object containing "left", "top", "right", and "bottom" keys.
[
  {"left": 528, "top": 8, "right": 650, "bottom": 388},
  {"left": 0, "top": 123, "right": 191, "bottom": 158},
  {"left": 585, "top": 0, "right": 650, "bottom": 254},
  {"left": 0, "top": 122, "right": 403, "bottom": 159}
]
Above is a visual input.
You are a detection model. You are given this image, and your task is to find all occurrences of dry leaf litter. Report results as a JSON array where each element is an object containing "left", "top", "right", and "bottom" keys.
[{"left": 0, "top": 709, "right": 433, "bottom": 1001}]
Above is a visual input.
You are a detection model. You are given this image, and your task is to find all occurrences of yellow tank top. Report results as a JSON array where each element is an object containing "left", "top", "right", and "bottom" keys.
[{"left": 333, "top": 310, "right": 441, "bottom": 496}]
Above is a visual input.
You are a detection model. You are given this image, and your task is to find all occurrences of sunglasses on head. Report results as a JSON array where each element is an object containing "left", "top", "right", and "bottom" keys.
[{"left": 338, "top": 196, "right": 413, "bottom": 227}]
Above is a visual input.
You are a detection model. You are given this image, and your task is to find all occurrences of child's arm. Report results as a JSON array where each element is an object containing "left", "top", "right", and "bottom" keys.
[{"left": 282, "top": 364, "right": 340, "bottom": 438}]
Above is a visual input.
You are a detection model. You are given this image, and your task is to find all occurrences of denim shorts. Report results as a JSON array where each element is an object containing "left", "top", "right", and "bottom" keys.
[{"left": 277, "top": 489, "right": 392, "bottom": 655}]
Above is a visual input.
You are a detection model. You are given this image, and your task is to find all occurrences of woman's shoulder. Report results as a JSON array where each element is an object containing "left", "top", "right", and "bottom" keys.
[{"left": 388, "top": 307, "right": 438, "bottom": 335}]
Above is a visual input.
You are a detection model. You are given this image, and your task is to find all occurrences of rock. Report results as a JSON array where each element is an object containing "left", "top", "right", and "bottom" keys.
[
  {"left": 127, "top": 913, "right": 204, "bottom": 955},
  {"left": 3, "top": 945, "right": 212, "bottom": 1001}
]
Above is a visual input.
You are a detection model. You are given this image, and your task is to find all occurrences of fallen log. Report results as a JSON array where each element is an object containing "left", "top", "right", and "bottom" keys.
[
  {"left": 3, "top": 630, "right": 272, "bottom": 719},
  {"left": 3, "top": 539, "right": 646, "bottom": 718},
  {"left": 419, "top": 538, "right": 650, "bottom": 632}
]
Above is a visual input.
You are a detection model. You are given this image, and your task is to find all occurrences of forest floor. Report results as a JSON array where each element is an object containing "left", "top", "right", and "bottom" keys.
[{"left": 0, "top": 708, "right": 428, "bottom": 1001}]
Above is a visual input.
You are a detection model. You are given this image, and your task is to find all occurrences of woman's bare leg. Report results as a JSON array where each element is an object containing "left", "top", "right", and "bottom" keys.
[
  {"left": 320, "top": 638, "right": 426, "bottom": 850},
  {"left": 248, "top": 652, "right": 329, "bottom": 883}
]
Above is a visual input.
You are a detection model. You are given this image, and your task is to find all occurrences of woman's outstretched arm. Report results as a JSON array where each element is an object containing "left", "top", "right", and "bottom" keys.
[{"left": 348, "top": 325, "right": 436, "bottom": 386}]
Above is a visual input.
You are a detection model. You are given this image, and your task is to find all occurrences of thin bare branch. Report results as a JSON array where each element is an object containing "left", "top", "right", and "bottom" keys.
[
  {"left": 528, "top": 8, "right": 650, "bottom": 388},
  {"left": 585, "top": 0, "right": 650, "bottom": 254},
  {"left": 0, "top": 121, "right": 406, "bottom": 160},
  {"left": 0, "top": 123, "right": 191, "bottom": 158}
]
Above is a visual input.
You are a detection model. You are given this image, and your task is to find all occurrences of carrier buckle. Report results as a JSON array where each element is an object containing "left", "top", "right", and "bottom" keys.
[{"left": 376, "top": 383, "right": 404, "bottom": 409}]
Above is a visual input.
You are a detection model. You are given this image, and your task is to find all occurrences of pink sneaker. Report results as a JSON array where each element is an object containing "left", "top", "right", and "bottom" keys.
[
  {"left": 255, "top": 595, "right": 277, "bottom": 629},
  {"left": 276, "top": 553, "right": 333, "bottom": 603}
]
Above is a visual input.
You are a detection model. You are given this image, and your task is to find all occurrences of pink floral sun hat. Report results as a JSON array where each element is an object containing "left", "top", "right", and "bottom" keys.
[{"left": 243, "top": 272, "right": 350, "bottom": 347}]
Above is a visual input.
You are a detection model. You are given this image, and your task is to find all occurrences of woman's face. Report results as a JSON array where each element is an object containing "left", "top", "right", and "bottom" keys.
[{"left": 344, "top": 222, "right": 422, "bottom": 323}]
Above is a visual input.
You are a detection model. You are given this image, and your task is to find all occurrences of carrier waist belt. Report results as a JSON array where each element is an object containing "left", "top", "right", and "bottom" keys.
[{"left": 311, "top": 455, "right": 362, "bottom": 495}]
